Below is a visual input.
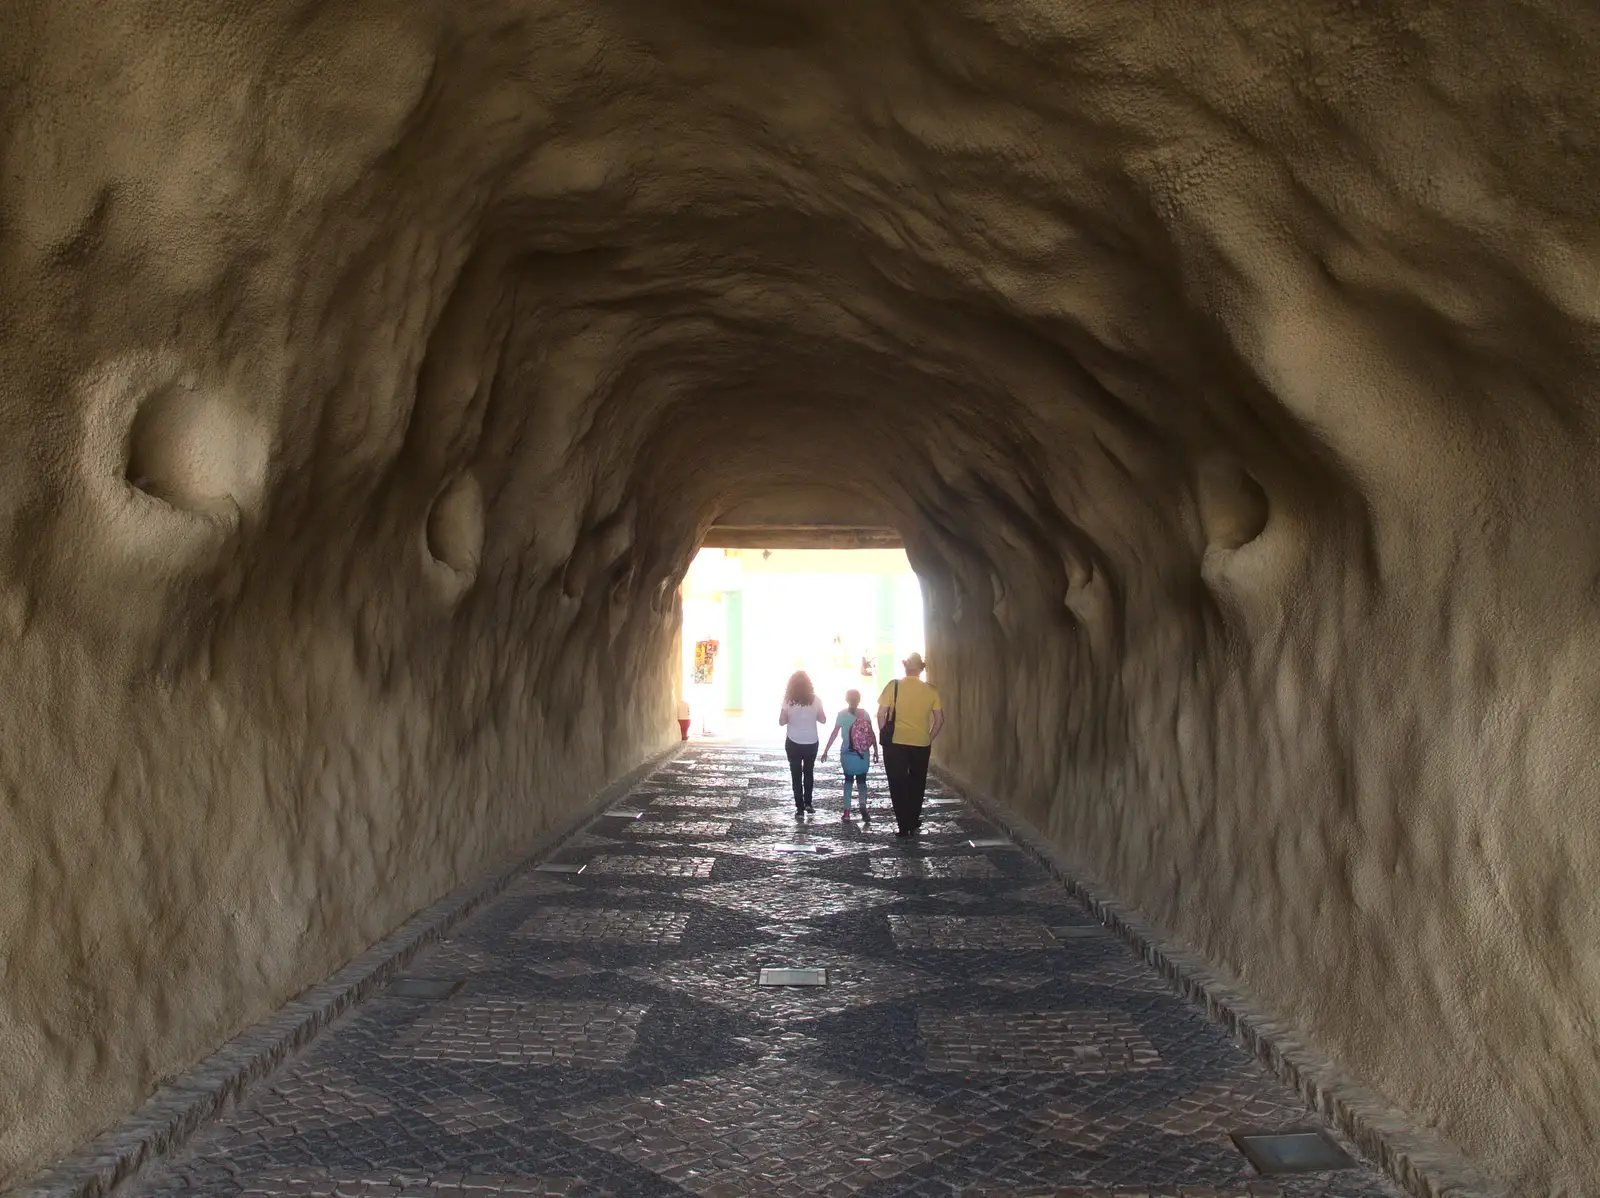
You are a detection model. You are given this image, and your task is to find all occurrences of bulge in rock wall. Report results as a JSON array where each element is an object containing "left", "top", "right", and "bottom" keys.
[
  {"left": 1194, "top": 454, "right": 1269, "bottom": 552},
  {"left": 77, "top": 354, "right": 269, "bottom": 597},
  {"left": 124, "top": 385, "right": 263, "bottom": 517},
  {"left": 424, "top": 471, "right": 485, "bottom": 598}
]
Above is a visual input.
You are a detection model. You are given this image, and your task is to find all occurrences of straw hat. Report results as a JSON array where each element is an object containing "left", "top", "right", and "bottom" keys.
[{"left": 902, "top": 651, "right": 926, "bottom": 673}]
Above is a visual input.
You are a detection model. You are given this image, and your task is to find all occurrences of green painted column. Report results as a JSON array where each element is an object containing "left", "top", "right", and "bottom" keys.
[
  {"left": 723, "top": 589, "right": 743, "bottom": 713},
  {"left": 874, "top": 574, "right": 896, "bottom": 684}
]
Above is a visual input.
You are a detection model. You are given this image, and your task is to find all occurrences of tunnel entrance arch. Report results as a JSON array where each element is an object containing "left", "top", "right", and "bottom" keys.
[{"left": 683, "top": 494, "right": 925, "bottom": 741}]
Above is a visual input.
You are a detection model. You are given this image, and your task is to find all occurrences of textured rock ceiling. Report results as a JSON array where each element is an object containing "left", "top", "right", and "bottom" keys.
[{"left": 2, "top": 0, "right": 1599, "bottom": 1191}]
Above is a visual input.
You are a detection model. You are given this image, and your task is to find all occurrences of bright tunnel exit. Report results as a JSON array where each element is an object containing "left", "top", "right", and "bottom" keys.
[{"left": 679, "top": 547, "right": 925, "bottom": 741}]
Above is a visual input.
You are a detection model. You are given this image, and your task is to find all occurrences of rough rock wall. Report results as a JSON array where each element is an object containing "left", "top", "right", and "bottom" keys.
[{"left": 3, "top": 0, "right": 1598, "bottom": 1191}]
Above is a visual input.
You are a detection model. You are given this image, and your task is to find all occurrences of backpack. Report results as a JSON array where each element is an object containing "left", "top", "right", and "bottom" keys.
[{"left": 848, "top": 711, "right": 876, "bottom": 755}]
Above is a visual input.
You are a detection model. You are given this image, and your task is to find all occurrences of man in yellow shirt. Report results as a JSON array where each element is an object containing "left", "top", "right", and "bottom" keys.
[{"left": 876, "top": 652, "right": 945, "bottom": 837}]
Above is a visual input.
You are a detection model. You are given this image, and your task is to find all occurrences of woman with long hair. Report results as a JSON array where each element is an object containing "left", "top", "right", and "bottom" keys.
[{"left": 779, "top": 670, "right": 827, "bottom": 817}]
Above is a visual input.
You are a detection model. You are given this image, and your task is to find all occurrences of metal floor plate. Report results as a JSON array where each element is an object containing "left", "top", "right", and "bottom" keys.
[
  {"left": 758, "top": 967, "right": 828, "bottom": 987},
  {"left": 1231, "top": 1128, "right": 1358, "bottom": 1174},
  {"left": 1050, "top": 925, "right": 1103, "bottom": 940},
  {"left": 386, "top": 978, "right": 464, "bottom": 1001}
]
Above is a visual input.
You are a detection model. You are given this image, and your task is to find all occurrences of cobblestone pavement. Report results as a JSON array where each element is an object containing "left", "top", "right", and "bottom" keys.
[{"left": 129, "top": 743, "right": 1403, "bottom": 1198}]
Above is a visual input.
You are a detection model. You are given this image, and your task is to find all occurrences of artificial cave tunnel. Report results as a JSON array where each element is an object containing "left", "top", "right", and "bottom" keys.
[{"left": 1, "top": 1, "right": 1598, "bottom": 1193}]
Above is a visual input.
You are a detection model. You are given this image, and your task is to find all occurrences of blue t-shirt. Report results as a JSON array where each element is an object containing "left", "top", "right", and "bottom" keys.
[{"left": 835, "top": 710, "right": 871, "bottom": 775}]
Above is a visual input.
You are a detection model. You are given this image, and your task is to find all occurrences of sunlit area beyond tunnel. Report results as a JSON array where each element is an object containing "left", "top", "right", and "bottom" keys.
[
  {"left": 680, "top": 547, "right": 924, "bottom": 741},
  {"left": 2, "top": 3, "right": 1596, "bottom": 1196}
]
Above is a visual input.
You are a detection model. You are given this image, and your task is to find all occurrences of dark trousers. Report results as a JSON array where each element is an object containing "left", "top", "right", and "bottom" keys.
[
  {"left": 883, "top": 742, "right": 932, "bottom": 833},
  {"left": 785, "top": 738, "right": 818, "bottom": 808}
]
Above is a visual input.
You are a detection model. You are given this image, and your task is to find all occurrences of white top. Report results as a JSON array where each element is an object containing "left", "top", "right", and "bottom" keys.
[{"left": 779, "top": 700, "right": 827, "bottom": 744}]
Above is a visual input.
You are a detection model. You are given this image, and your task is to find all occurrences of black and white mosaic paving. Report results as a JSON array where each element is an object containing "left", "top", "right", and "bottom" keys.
[{"left": 127, "top": 742, "right": 1402, "bottom": 1198}]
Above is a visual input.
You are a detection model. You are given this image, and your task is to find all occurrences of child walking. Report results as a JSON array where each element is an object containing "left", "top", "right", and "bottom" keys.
[{"left": 821, "top": 689, "right": 879, "bottom": 822}]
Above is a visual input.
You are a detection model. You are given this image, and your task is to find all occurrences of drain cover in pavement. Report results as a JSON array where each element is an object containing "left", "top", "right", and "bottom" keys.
[
  {"left": 530, "top": 959, "right": 601, "bottom": 979},
  {"left": 536, "top": 862, "right": 587, "bottom": 873},
  {"left": 967, "top": 838, "right": 1016, "bottom": 849},
  {"left": 603, "top": 808, "right": 645, "bottom": 819},
  {"left": 759, "top": 968, "right": 827, "bottom": 987},
  {"left": 387, "top": 977, "right": 464, "bottom": 1000},
  {"left": 1049, "top": 925, "right": 1102, "bottom": 940},
  {"left": 1230, "top": 1128, "right": 1357, "bottom": 1174}
]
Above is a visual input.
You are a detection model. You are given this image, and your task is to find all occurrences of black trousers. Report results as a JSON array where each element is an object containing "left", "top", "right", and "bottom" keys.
[
  {"left": 785, "top": 738, "right": 818, "bottom": 808},
  {"left": 883, "top": 742, "right": 932, "bottom": 833}
]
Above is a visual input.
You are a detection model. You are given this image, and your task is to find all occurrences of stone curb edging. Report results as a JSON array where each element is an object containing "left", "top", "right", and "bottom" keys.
[
  {"left": 931, "top": 765, "right": 1507, "bottom": 1198},
  {"left": 11, "top": 741, "right": 687, "bottom": 1198}
]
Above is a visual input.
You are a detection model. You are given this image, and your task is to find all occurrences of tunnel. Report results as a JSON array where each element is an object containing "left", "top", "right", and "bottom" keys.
[{"left": 2, "top": 2, "right": 1598, "bottom": 1194}]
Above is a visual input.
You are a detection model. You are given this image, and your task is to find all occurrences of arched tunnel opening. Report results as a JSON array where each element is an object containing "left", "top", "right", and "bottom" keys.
[{"left": 2, "top": 2, "right": 1598, "bottom": 1194}]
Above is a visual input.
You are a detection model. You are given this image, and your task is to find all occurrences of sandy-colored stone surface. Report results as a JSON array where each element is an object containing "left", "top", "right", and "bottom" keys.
[{"left": 1, "top": 1, "right": 1597, "bottom": 1192}]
